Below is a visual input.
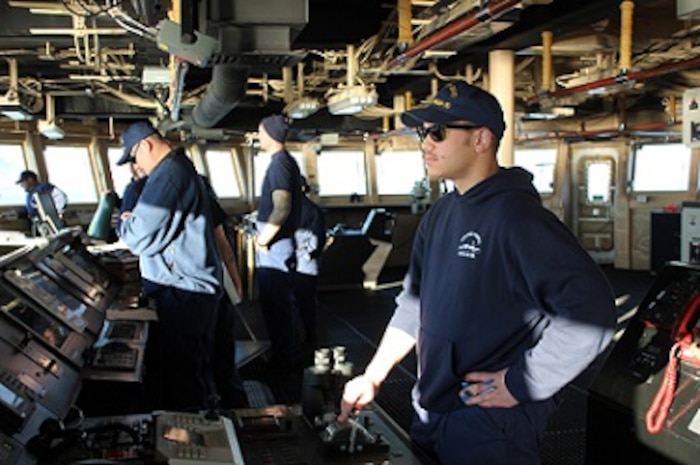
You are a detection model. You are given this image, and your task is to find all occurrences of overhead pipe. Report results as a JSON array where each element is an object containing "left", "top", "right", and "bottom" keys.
[
  {"left": 618, "top": 1, "right": 634, "bottom": 73},
  {"left": 397, "top": 0, "right": 414, "bottom": 50},
  {"left": 540, "top": 30, "right": 553, "bottom": 93},
  {"left": 527, "top": 54, "right": 700, "bottom": 104},
  {"left": 191, "top": 64, "right": 249, "bottom": 128},
  {"left": 519, "top": 120, "right": 678, "bottom": 142},
  {"left": 282, "top": 66, "right": 294, "bottom": 103},
  {"left": 385, "top": 0, "right": 522, "bottom": 70},
  {"left": 346, "top": 44, "right": 357, "bottom": 87}
]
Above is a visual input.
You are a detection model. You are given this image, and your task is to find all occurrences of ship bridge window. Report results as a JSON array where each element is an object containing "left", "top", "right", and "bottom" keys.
[
  {"left": 107, "top": 147, "right": 134, "bottom": 196},
  {"left": 376, "top": 150, "right": 425, "bottom": 195},
  {"left": 0, "top": 143, "right": 27, "bottom": 206},
  {"left": 317, "top": 149, "right": 367, "bottom": 197},
  {"left": 514, "top": 148, "right": 557, "bottom": 194},
  {"left": 253, "top": 150, "right": 305, "bottom": 197},
  {"left": 586, "top": 160, "right": 612, "bottom": 204},
  {"left": 44, "top": 145, "right": 98, "bottom": 203},
  {"left": 204, "top": 149, "right": 242, "bottom": 198},
  {"left": 631, "top": 143, "right": 690, "bottom": 192}
]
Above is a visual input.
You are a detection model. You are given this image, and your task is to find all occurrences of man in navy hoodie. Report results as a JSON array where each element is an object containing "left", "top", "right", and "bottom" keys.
[{"left": 339, "top": 82, "right": 617, "bottom": 464}]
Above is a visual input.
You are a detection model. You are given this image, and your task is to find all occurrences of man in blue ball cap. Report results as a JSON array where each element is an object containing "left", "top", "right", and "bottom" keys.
[
  {"left": 340, "top": 81, "right": 617, "bottom": 464},
  {"left": 117, "top": 120, "right": 223, "bottom": 411}
]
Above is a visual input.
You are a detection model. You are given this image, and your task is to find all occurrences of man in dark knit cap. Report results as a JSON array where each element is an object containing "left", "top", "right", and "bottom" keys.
[{"left": 254, "top": 114, "right": 303, "bottom": 400}]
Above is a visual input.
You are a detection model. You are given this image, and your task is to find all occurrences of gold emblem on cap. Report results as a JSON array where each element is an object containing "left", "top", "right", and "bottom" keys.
[{"left": 432, "top": 98, "right": 451, "bottom": 109}]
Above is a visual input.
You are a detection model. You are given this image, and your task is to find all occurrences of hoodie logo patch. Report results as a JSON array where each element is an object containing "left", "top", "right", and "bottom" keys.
[{"left": 458, "top": 231, "right": 481, "bottom": 259}]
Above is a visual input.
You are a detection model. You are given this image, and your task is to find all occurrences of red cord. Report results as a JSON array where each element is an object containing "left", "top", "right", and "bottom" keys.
[
  {"left": 645, "top": 293, "right": 700, "bottom": 434},
  {"left": 645, "top": 341, "right": 683, "bottom": 434}
]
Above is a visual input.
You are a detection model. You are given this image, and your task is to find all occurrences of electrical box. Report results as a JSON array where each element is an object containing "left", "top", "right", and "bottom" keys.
[
  {"left": 678, "top": 0, "right": 700, "bottom": 19},
  {"left": 680, "top": 201, "right": 700, "bottom": 262}
]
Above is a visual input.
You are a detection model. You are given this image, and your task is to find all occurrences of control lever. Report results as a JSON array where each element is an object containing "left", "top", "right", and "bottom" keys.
[
  {"left": 205, "top": 393, "right": 221, "bottom": 421},
  {"left": 321, "top": 415, "right": 377, "bottom": 453}
]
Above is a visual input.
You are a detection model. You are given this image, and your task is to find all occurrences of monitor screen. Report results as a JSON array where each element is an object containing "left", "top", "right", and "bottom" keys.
[
  {"left": 0, "top": 382, "right": 24, "bottom": 410},
  {"left": 40, "top": 255, "right": 105, "bottom": 304},
  {"left": 0, "top": 292, "right": 70, "bottom": 349},
  {"left": 59, "top": 247, "right": 112, "bottom": 290},
  {"left": 4, "top": 267, "right": 88, "bottom": 332}
]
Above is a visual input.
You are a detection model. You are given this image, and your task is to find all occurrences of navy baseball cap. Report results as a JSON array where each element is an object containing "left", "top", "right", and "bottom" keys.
[
  {"left": 118, "top": 121, "right": 158, "bottom": 165},
  {"left": 16, "top": 170, "right": 37, "bottom": 184},
  {"left": 401, "top": 82, "right": 506, "bottom": 140}
]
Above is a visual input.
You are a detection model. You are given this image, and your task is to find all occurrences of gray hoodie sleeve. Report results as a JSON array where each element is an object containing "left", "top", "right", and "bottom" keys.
[
  {"left": 388, "top": 274, "right": 421, "bottom": 339},
  {"left": 504, "top": 209, "right": 617, "bottom": 402}
]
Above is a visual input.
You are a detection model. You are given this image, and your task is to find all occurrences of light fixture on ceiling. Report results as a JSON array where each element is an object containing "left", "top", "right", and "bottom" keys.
[
  {"left": 326, "top": 44, "right": 379, "bottom": 116},
  {"left": 37, "top": 95, "right": 65, "bottom": 139},
  {"left": 0, "top": 57, "right": 33, "bottom": 121},
  {"left": 38, "top": 120, "right": 65, "bottom": 139},
  {"left": 326, "top": 85, "right": 379, "bottom": 116},
  {"left": 284, "top": 97, "right": 321, "bottom": 119},
  {"left": 0, "top": 94, "right": 33, "bottom": 121},
  {"left": 523, "top": 106, "right": 575, "bottom": 120}
]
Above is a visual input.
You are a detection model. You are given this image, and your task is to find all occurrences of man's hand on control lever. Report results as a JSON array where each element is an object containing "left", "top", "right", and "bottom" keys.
[{"left": 337, "top": 374, "right": 380, "bottom": 422}]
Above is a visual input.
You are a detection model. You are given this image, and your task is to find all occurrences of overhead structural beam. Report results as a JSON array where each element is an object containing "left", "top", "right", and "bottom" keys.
[{"left": 384, "top": 0, "right": 522, "bottom": 70}]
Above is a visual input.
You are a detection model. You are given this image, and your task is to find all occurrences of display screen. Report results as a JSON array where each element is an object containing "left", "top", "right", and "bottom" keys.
[
  {"left": 60, "top": 247, "right": 111, "bottom": 289},
  {"left": 0, "top": 295, "right": 70, "bottom": 349},
  {"left": 0, "top": 382, "right": 24, "bottom": 409},
  {"left": 4, "top": 267, "right": 88, "bottom": 332},
  {"left": 163, "top": 427, "right": 206, "bottom": 447},
  {"left": 41, "top": 255, "right": 105, "bottom": 303}
]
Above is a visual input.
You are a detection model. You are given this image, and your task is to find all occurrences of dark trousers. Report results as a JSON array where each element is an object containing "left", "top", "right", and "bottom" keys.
[
  {"left": 257, "top": 267, "right": 300, "bottom": 375},
  {"left": 146, "top": 285, "right": 219, "bottom": 411},
  {"left": 213, "top": 295, "right": 248, "bottom": 408},
  {"left": 292, "top": 272, "right": 319, "bottom": 343},
  {"left": 410, "top": 399, "right": 556, "bottom": 465}
]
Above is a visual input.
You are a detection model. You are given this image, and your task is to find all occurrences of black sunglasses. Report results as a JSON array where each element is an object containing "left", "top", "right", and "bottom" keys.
[{"left": 416, "top": 124, "right": 481, "bottom": 142}]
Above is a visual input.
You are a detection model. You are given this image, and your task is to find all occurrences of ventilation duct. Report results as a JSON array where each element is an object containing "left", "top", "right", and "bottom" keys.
[{"left": 191, "top": 65, "right": 250, "bottom": 128}]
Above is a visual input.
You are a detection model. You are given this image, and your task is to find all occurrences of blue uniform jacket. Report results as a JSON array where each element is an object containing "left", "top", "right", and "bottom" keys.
[{"left": 118, "top": 148, "right": 222, "bottom": 294}]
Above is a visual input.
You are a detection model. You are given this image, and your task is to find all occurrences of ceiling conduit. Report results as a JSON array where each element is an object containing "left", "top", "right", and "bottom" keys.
[
  {"left": 384, "top": 0, "right": 522, "bottom": 70},
  {"left": 618, "top": 0, "right": 634, "bottom": 73},
  {"left": 191, "top": 64, "right": 250, "bottom": 128},
  {"left": 540, "top": 30, "right": 553, "bottom": 93},
  {"left": 527, "top": 50, "right": 700, "bottom": 104}
]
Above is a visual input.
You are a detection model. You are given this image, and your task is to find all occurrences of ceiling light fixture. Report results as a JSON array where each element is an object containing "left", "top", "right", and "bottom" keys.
[
  {"left": 0, "top": 94, "right": 33, "bottom": 121},
  {"left": 326, "top": 85, "right": 379, "bottom": 116},
  {"left": 37, "top": 120, "right": 66, "bottom": 139},
  {"left": 0, "top": 58, "right": 32, "bottom": 120},
  {"left": 326, "top": 44, "right": 379, "bottom": 116},
  {"left": 523, "top": 106, "right": 575, "bottom": 120},
  {"left": 284, "top": 97, "right": 321, "bottom": 119},
  {"left": 37, "top": 95, "right": 65, "bottom": 139}
]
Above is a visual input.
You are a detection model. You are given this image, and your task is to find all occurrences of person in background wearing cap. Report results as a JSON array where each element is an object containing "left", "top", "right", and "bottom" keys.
[
  {"left": 293, "top": 175, "right": 326, "bottom": 353},
  {"left": 254, "top": 114, "right": 303, "bottom": 399},
  {"left": 338, "top": 82, "right": 617, "bottom": 464},
  {"left": 116, "top": 120, "right": 223, "bottom": 411},
  {"left": 16, "top": 170, "right": 68, "bottom": 234}
]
